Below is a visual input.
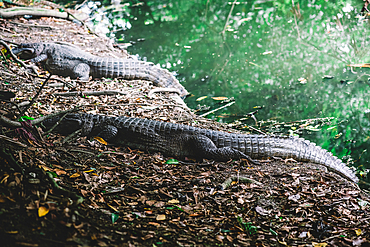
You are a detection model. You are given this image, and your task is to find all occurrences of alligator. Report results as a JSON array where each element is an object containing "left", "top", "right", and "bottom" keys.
[
  {"left": 42, "top": 113, "right": 359, "bottom": 183},
  {"left": 12, "top": 42, "right": 189, "bottom": 98}
]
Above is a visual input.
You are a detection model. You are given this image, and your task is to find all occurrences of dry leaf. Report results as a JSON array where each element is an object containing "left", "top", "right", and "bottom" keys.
[
  {"left": 70, "top": 172, "right": 81, "bottom": 178},
  {"left": 156, "top": 214, "right": 166, "bottom": 221},
  {"left": 212, "top": 96, "right": 228, "bottom": 100},
  {"left": 196, "top": 96, "right": 207, "bottom": 101},
  {"left": 38, "top": 206, "right": 49, "bottom": 217},
  {"left": 94, "top": 136, "right": 108, "bottom": 145}
]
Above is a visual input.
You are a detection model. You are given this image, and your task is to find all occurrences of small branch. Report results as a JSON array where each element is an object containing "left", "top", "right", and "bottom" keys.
[
  {"left": 54, "top": 90, "right": 127, "bottom": 97},
  {"left": 0, "top": 106, "right": 83, "bottom": 128},
  {"left": 221, "top": 0, "right": 237, "bottom": 39},
  {"left": 199, "top": 101, "right": 235, "bottom": 117},
  {"left": 0, "top": 7, "right": 81, "bottom": 21},
  {"left": 148, "top": 88, "right": 181, "bottom": 98},
  {"left": 17, "top": 74, "right": 52, "bottom": 120},
  {"left": 0, "top": 134, "right": 27, "bottom": 148},
  {"left": 247, "top": 126, "right": 267, "bottom": 135},
  {"left": 9, "top": 21, "right": 60, "bottom": 29},
  {"left": 218, "top": 175, "right": 263, "bottom": 191},
  {"left": 62, "top": 129, "right": 82, "bottom": 144}
]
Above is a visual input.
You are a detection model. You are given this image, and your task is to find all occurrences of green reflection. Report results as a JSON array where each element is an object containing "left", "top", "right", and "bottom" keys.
[{"left": 60, "top": 0, "right": 370, "bottom": 184}]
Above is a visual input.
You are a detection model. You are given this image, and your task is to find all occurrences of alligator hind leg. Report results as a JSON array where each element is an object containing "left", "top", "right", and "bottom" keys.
[
  {"left": 73, "top": 63, "right": 90, "bottom": 81},
  {"left": 190, "top": 135, "right": 260, "bottom": 165}
]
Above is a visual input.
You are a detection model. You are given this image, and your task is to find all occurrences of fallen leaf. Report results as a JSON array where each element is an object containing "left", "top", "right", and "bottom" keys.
[
  {"left": 196, "top": 96, "right": 207, "bottom": 101},
  {"left": 38, "top": 206, "right": 49, "bottom": 217},
  {"left": 94, "top": 136, "right": 108, "bottom": 145},
  {"left": 168, "top": 199, "right": 179, "bottom": 204},
  {"left": 70, "top": 172, "right": 81, "bottom": 178},
  {"left": 212, "top": 96, "right": 228, "bottom": 100},
  {"left": 156, "top": 214, "right": 166, "bottom": 221}
]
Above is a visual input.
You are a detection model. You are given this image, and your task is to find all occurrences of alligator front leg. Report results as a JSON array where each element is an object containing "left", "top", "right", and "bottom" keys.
[
  {"left": 30, "top": 54, "right": 48, "bottom": 63},
  {"left": 94, "top": 125, "right": 119, "bottom": 141},
  {"left": 190, "top": 135, "right": 260, "bottom": 165},
  {"left": 73, "top": 63, "right": 90, "bottom": 81}
]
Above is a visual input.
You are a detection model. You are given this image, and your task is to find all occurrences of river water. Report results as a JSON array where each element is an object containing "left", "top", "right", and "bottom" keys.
[{"left": 66, "top": 0, "right": 370, "bottom": 180}]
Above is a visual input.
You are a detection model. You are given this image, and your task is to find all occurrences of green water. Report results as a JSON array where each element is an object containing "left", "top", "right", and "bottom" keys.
[{"left": 69, "top": 0, "right": 370, "bottom": 181}]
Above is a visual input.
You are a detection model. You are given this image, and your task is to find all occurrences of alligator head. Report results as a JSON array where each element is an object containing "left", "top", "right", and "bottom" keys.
[
  {"left": 42, "top": 113, "right": 84, "bottom": 135},
  {"left": 12, "top": 43, "right": 45, "bottom": 61},
  {"left": 42, "top": 113, "right": 96, "bottom": 136}
]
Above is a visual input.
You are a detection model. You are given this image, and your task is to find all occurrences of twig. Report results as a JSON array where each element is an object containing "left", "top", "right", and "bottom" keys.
[
  {"left": 0, "top": 40, "right": 39, "bottom": 74},
  {"left": 62, "top": 129, "right": 82, "bottom": 144},
  {"left": 54, "top": 90, "right": 127, "bottom": 97},
  {"left": 221, "top": 0, "right": 237, "bottom": 39},
  {"left": 0, "top": 106, "right": 83, "bottom": 128},
  {"left": 199, "top": 101, "right": 235, "bottom": 117},
  {"left": 247, "top": 126, "right": 267, "bottom": 135},
  {"left": 64, "top": 11, "right": 99, "bottom": 37},
  {"left": 292, "top": 0, "right": 301, "bottom": 39},
  {"left": 0, "top": 134, "right": 27, "bottom": 148},
  {"left": 148, "top": 88, "right": 181, "bottom": 98},
  {"left": 204, "top": 0, "right": 210, "bottom": 20},
  {"left": 9, "top": 21, "right": 60, "bottom": 29},
  {"left": 218, "top": 175, "right": 263, "bottom": 190},
  {"left": 17, "top": 74, "right": 52, "bottom": 120}
]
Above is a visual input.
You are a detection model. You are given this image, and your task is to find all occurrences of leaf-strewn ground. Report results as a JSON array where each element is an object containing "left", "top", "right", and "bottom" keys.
[{"left": 1, "top": 2, "right": 370, "bottom": 246}]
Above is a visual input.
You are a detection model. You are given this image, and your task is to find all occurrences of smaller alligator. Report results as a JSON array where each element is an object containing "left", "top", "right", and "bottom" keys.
[
  {"left": 12, "top": 42, "right": 189, "bottom": 98},
  {"left": 42, "top": 113, "right": 359, "bottom": 184}
]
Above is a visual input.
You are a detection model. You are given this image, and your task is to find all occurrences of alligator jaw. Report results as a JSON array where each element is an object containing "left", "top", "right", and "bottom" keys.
[{"left": 12, "top": 47, "right": 35, "bottom": 59}]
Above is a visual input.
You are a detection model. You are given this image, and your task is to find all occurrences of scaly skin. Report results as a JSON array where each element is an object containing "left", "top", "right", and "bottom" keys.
[
  {"left": 42, "top": 113, "right": 359, "bottom": 183},
  {"left": 12, "top": 42, "right": 189, "bottom": 98}
]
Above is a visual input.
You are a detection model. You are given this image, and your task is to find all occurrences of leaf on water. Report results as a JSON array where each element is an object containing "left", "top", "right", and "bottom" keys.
[
  {"left": 156, "top": 214, "right": 166, "bottom": 221},
  {"left": 196, "top": 96, "right": 208, "bottom": 101},
  {"left": 111, "top": 213, "right": 119, "bottom": 223},
  {"left": 212, "top": 96, "right": 228, "bottom": 101},
  {"left": 94, "top": 136, "right": 107, "bottom": 145},
  {"left": 38, "top": 206, "right": 49, "bottom": 217},
  {"left": 298, "top": 77, "right": 307, "bottom": 84},
  {"left": 165, "top": 159, "right": 179, "bottom": 165},
  {"left": 347, "top": 63, "right": 370, "bottom": 68}
]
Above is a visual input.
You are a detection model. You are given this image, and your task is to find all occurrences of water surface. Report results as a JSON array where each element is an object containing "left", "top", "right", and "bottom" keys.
[{"left": 73, "top": 0, "right": 370, "bottom": 181}]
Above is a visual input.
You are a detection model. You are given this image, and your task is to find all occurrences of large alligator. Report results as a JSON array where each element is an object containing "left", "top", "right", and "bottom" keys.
[
  {"left": 12, "top": 42, "right": 189, "bottom": 98},
  {"left": 42, "top": 113, "right": 359, "bottom": 183}
]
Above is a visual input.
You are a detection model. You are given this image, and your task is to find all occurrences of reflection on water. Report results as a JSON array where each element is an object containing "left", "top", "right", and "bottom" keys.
[{"left": 69, "top": 0, "right": 370, "bottom": 181}]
